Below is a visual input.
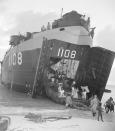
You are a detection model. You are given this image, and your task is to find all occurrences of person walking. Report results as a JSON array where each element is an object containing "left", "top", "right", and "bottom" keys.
[
  {"left": 90, "top": 95, "right": 100, "bottom": 117},
  {"left": 65, "top": 94, "right": 72, "bottom": 108},
  {"left": 97, "top": 102, "right": 104, "bottom": 122}
]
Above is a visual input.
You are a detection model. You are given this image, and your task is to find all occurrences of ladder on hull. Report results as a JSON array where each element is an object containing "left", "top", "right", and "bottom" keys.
[
  {"left": 32, "top": 38, "right": 46, "bottom": 98},
  {"left": 31, "top": 38, "right": 50, "bottom": 98}
]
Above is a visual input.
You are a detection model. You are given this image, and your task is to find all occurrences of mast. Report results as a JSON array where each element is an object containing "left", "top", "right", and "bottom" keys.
[{"left": 61, "top": 8, "right": 63, "bottom": 18}]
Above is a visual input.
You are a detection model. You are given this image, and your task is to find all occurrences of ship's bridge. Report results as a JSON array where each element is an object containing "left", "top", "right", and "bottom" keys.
[{"left": 9, "top": 10, "right": 93, "bottom": 49}]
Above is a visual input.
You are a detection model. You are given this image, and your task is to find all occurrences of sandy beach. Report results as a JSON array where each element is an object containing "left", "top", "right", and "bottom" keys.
[{"left": 0, "top": 84, "right": 115, "bottom": 131}]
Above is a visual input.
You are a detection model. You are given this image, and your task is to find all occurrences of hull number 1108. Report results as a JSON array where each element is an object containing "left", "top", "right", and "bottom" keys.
[
  {"left": 57, "top": 48, "right": 76, "bottom": 59},
  {"left": 9, "top": 52, "right": 22, "bottom": 66}
]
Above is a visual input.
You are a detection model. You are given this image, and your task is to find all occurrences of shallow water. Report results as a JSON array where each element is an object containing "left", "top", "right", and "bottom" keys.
[{"left": 0, "top": 83, "right": 115, "bottom": 123}]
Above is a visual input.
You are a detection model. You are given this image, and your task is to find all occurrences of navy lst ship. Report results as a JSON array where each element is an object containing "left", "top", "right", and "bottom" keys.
[{"left": 1, "top": 11, "right": 115, "bottom": 107}]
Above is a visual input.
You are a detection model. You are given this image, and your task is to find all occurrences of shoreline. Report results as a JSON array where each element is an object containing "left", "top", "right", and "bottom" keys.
[{"left": 0, "top": 107, "right": 115, "bottom": 131}]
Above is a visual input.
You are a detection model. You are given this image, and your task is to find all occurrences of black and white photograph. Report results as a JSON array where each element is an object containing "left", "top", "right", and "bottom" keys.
[{"left": 0, "top": 0, "right": 115, "bottom": 130}]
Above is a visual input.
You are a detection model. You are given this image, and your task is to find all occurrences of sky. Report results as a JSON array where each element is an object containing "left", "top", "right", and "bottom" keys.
[{"left": 0, "top": 0, "right": 115, "bottom": 84}]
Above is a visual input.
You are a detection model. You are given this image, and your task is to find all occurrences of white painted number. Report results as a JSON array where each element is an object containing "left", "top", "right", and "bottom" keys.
[
  {"left": 64, "top": 50, "right": 70, "bottom": 58},
  {"left": 13, "top": 53, "right": 16, "bottom": 65},
  {"left": 9, "top": 52, "right": 22, "bottom": 66},
  {"left": 57, "top": 48, "right": 64, "bottom": 57},
  {"left": 71, "top": 51, "right": 76, "bottom": 59},
  {"left": 18, "top": 52, "right": 22, "bottom": 65},
  {"left": 57, "top": 48, "right": 76, "bottom": 59}
]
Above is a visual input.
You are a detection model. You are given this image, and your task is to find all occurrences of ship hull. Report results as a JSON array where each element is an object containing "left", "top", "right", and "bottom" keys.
[
  {"left": 1, "top": 39, "right": 90, "bottom": 94},
  {"left": 1, "top": 25, "right": 115, "bottom": 105},
  {"left": 1, "top": 26, "right": 92, "bottom": 92},
  {"left": 1, "top": 48, "right": 40, "bottom": 92}
]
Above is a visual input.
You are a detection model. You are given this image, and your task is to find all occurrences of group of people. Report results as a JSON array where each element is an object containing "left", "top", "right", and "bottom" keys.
[
  {"left": 57, "top": 81, "right": 89, "bottom": 100},
  {"left": 104, "top": 97, "right": 115, "bottom": 113},
  {"left": 90, "top": 95, "right": 115, "bottom": 122},
  {"left": 49, "top": 71, "right": 115, "bottom": 122},
  {"left": 71, "top": 81, "right": 89, "bottom": 100},
  {"left": 56, "top": 80, "right": 91, "bottom": 110},
  {"left": 41, "top": 22, "right": 51, "bottom": 32}
]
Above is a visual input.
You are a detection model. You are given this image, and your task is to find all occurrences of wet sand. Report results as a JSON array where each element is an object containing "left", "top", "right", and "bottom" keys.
[{"left": 0, "top": 84, "right": 115, "bottom": 131}]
